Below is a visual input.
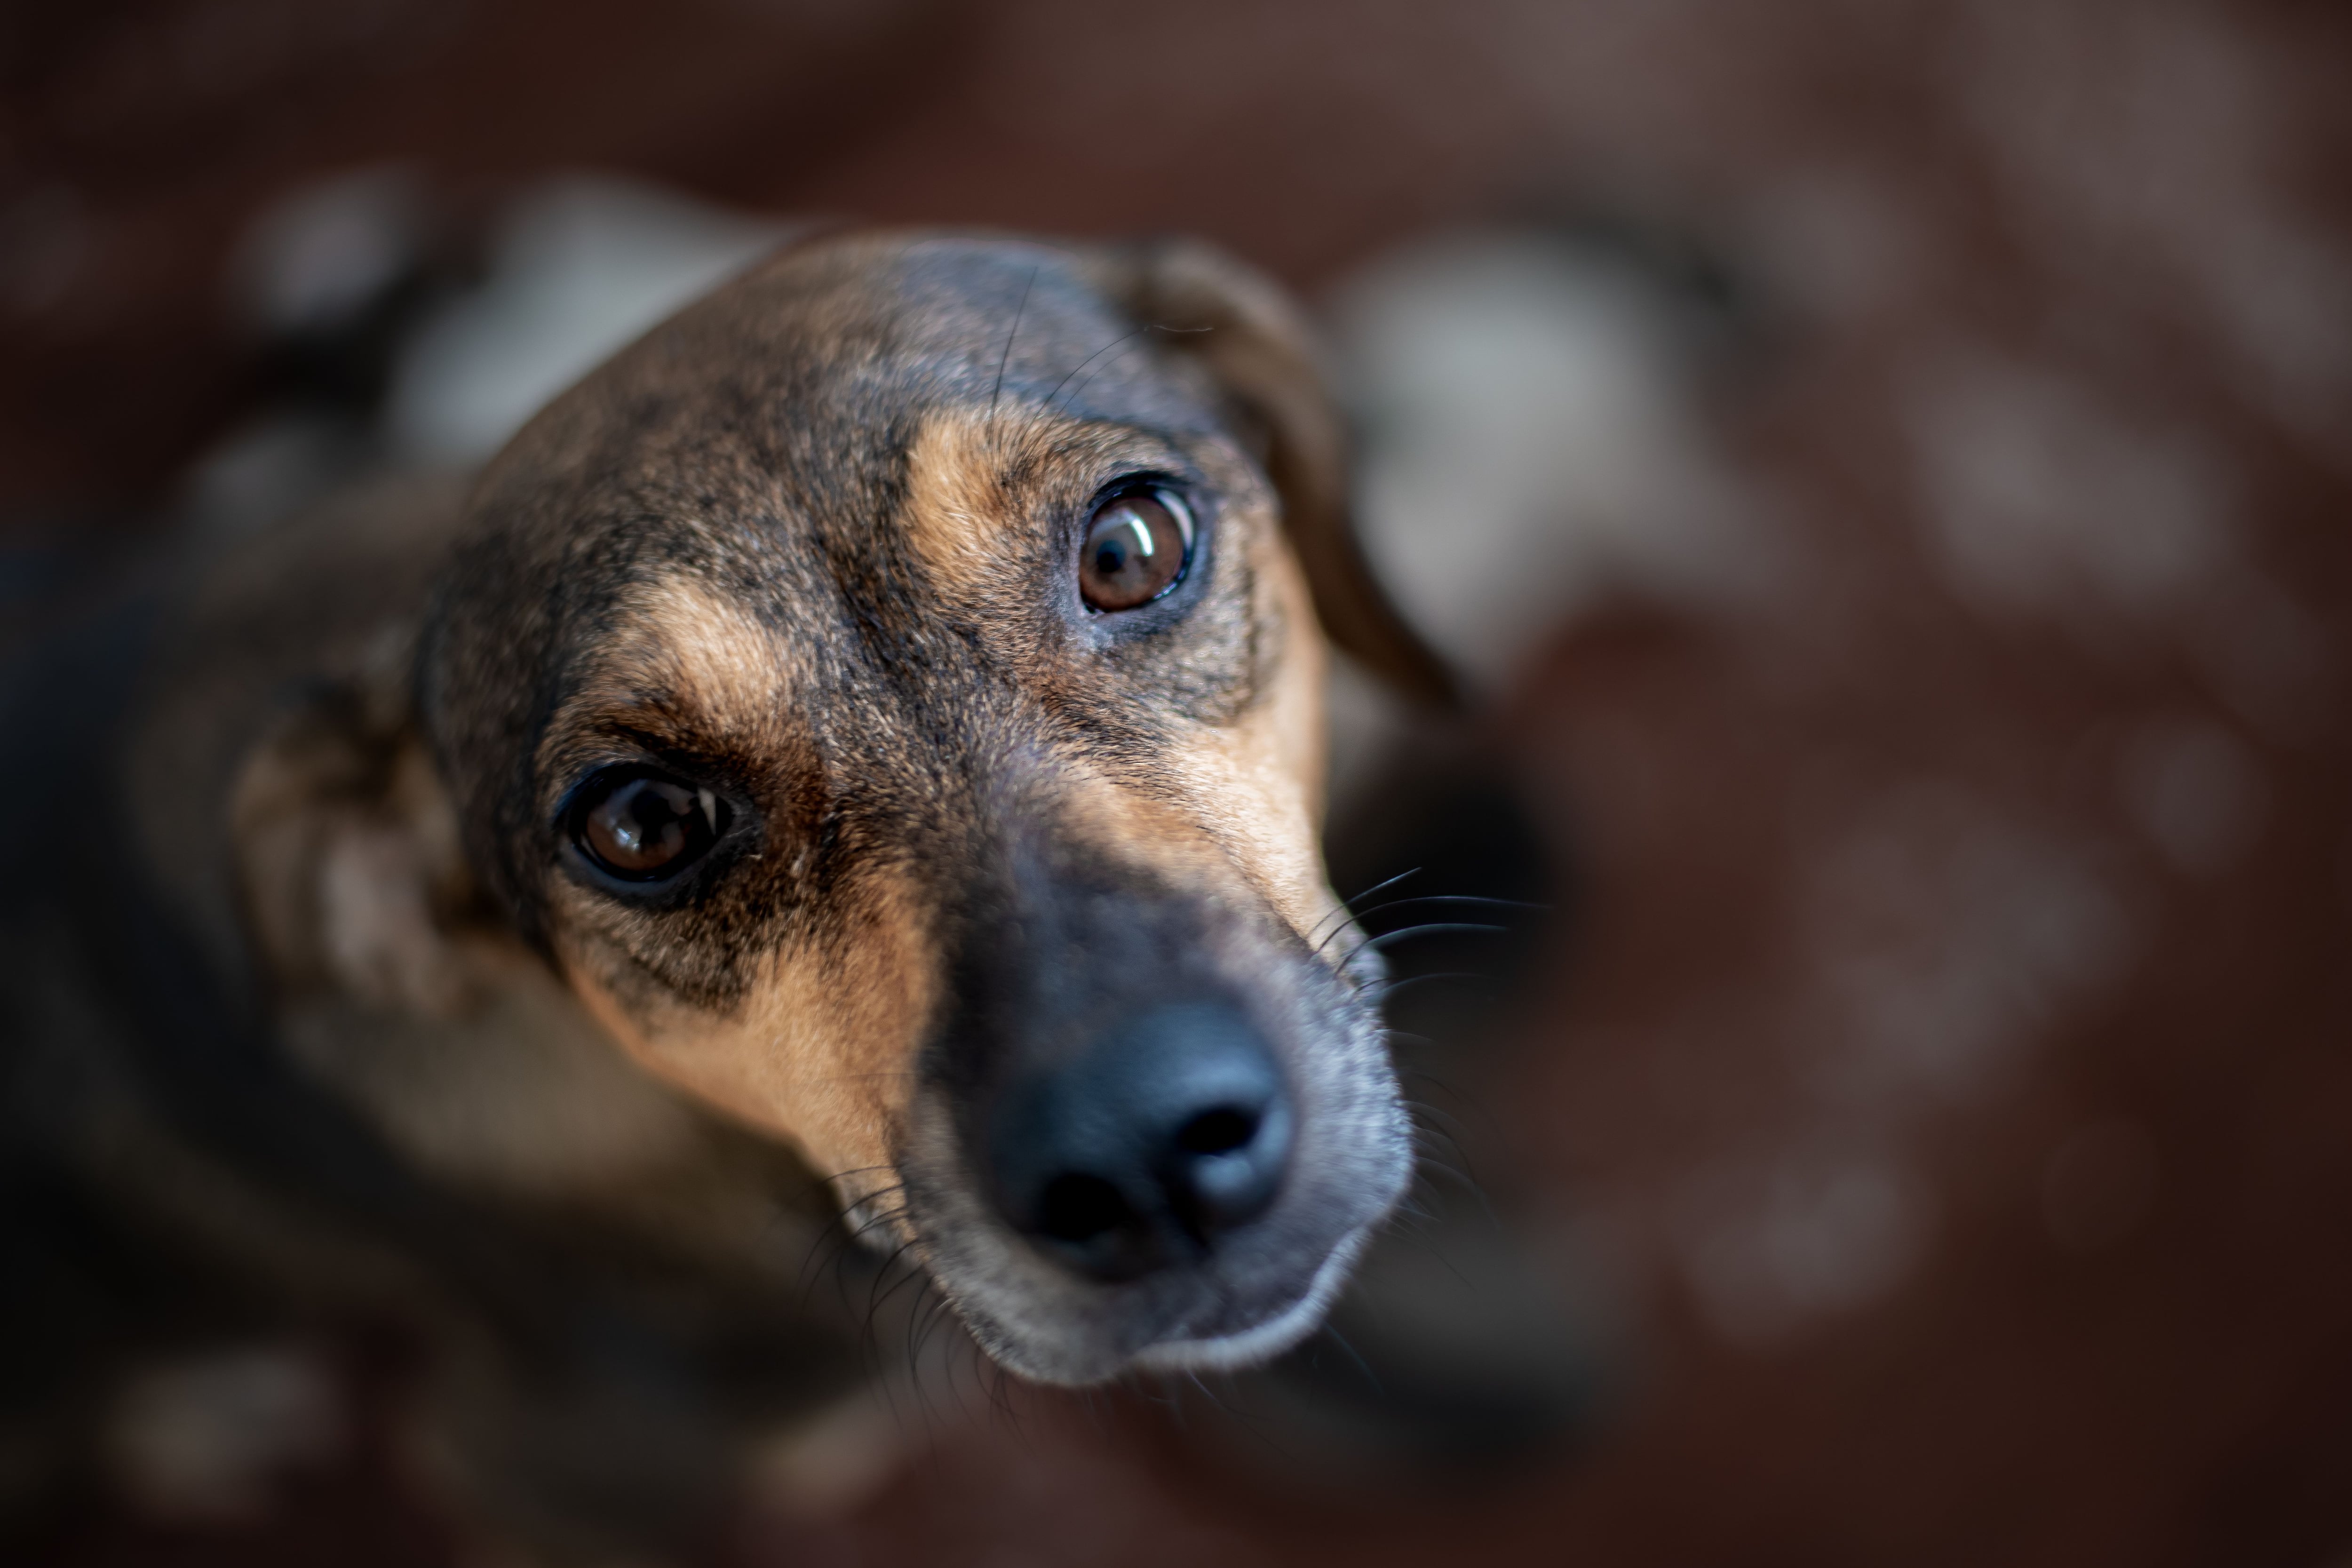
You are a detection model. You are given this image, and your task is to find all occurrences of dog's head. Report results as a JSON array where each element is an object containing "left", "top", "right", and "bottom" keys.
[{"left": 403, "top": 231, "right": 1447, "bottom": 1383}]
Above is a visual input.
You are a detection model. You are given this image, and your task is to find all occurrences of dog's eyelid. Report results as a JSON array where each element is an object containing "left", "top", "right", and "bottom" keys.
[{"left": 547, "top": 757, "right": 748, "bottom": 834}]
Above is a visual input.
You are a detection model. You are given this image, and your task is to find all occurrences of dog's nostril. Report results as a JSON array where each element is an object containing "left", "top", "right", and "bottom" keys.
[
  {"left": 1037, "top": 1173, "right": 1131, "bottom": 1243},
  {"left": 1175, "top": 1106, "right": 1258, "bottom": 1157}
]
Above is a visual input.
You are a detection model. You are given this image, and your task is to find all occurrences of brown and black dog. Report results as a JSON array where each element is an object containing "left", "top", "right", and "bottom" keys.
[{"left": 9, "top": 230, "right": 1452, "bottom": 1549}]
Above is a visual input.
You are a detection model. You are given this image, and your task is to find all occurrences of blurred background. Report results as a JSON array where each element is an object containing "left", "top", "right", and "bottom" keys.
[{"left": 6, "top": 0, "right": 2352, "bottom": 1563}]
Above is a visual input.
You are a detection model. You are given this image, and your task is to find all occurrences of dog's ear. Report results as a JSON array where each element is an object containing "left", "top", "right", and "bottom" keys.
[
  {"left": 231, "top": 640, "right": 489, "bottom": 1019},
  {"left": 1083, "top": 239, "right": 1460, "bottom": 708}
]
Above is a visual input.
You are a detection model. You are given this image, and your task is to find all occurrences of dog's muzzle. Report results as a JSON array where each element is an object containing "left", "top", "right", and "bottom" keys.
[{"left": 896, "top": 836, "right": 1410, "bottom": 1384}]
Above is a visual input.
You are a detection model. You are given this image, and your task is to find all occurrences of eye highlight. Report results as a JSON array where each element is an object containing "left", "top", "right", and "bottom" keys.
[
  {"left": 1078, "top": 487, "right": 1194, "bottom": 613},
  {"left": 569, "top": 769, "right": 728, "bottom": 883}
]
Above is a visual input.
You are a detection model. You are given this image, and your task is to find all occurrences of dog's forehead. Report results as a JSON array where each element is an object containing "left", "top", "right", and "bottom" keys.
[
  {"left": 484, "top": 236, "right": 1228, "bottom": 603},
  {"left": 469, "top": 234, "right": 1259, "bottom": 725},
  {"left": 584, "top": 238, "right": 1211, "bottom": 478}
]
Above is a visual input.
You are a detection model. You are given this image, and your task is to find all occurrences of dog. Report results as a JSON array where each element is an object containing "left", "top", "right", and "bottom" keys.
[{"left": 2, "top": 229, "right": 1454, "bottom": 1554}]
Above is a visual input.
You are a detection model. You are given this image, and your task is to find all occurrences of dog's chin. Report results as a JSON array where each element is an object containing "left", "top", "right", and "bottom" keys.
[
  {"left": 1124, "top": 1223, "right": 1372, "bottom": 1374},
  {"left": 917, "top": 1194, "right": 1392, "bottom": 1392},
  {"left": 926, "top": 1216, "right": 1386, "bottom": 1388}
]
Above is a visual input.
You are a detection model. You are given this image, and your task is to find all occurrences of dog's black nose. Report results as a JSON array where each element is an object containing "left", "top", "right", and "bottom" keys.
[{"left": 988, "top": 1004, "right": 1294, "bottom": 1281}]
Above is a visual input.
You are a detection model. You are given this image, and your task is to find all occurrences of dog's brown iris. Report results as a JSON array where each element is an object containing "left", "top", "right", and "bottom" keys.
[
  {"left": 575, "top": 772, "right": 723, "bottom": 881},
  {"left": 1079, "top": 489, "right": 1193, "bottom": 612}
]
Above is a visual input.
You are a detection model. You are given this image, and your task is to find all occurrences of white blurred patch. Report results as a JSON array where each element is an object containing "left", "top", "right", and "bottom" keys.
[
  {"left": 1961, "top": 3, "right": 2352, "bottom": 446},
  {"left": 387, "top": 176, "right": 795, "bottom": 462},
  {"left": 2117, "top": 714, "right": 2268, "bottom": 876},
  {"left": 181, "top": 412, "right": 369, "bottom": 535},
  {"left": 1680, "top": 1153, "right": 1929, "bottom": 1346},
  {"left": 1907, "top": 350, "right": 2234, "bottom": 622},
  {"left": 230, "top": 163, "right": 428, "bottom": 335},
  {"left": 1330, "top": 232, "right": 1761, "bottom": 691},
  {"left": 1807, "top": 785, "right": 2132, "bottom": 1102},
  {"left": 108, "top": 1345, "right": 345, "bottom": 1522},
  {"left": 1677, "top": 786, "right": 2137, "bottom": 1347}
]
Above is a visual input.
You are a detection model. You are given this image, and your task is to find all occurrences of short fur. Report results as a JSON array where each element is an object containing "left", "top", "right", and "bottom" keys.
[{"left": 8, "top": 230, "right": 1448, "bottom": 1554}]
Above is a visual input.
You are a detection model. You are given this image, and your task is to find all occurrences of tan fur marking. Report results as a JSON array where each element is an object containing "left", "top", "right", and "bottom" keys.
[
  {"left": 588, "top": 574, "right": 798, "bottom": 739},
  {"left": 899, "top": 409, "right": 1017, "bottom": 608},
  {"left": 564, "top": 862, "right": 936, "bottom": 1200},
  {"left": 1046, "top": 519, "right": 1337, "bottom": 944},
  {"left": 1167, "top": 531, "right": 1334, "bottom": 938}
]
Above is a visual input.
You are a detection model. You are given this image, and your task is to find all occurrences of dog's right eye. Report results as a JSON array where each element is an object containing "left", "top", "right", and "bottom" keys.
[{"left": 570, "top": 770, "right": 727, "bottom": 882}]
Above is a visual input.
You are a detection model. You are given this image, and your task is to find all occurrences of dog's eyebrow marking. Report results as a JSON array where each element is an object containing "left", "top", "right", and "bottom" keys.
[
  {"left": 539, "top": 573, "right": 807, "bottom": 784},
  {"left": 898, "top": 406, "right": 1114, "bottom": 610},
  {"left": 608, "top": 575, "right": 797, "bottom": 725},
  {"left": 899, "top": 404, "right": 1205, "bottom": 613},
  {"left": 899, "top": 411, "right": 1015, "bottom": 607}
]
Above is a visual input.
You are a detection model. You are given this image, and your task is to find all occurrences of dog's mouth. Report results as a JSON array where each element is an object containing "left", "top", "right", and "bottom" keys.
[{"left": 865, "top": 975, "right": 1409, "bottom": 1385}]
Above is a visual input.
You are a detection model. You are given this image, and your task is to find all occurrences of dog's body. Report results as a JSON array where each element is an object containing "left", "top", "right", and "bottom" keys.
[{"left": 1, "top": 231, "right": 1447, "bottom": 1553}]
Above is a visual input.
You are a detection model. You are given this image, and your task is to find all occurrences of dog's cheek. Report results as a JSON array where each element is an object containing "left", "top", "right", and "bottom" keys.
[
  {"left": 1255, "top": 526, "right": 1331, "bottom": 837},
  {"left": 557, "top": 866, "right": 939, "bottom": 1186},
  {"left": 1159, "top": 533, "right": 1333, "bottom": 940}
]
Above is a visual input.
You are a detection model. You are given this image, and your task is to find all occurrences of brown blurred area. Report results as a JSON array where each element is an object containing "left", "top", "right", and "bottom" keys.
[{"left": 8, "top": 0, "right": 2352, "bottom": 1564}]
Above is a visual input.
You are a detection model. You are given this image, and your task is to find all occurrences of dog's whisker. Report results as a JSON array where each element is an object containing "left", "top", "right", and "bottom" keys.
[
  {"left": 1413, "top": 1152, "right": 1488, "bottom": 1198},
  {"left": 1360, "top": 921, "right": 1512, "bottom": 952},
  {"left": 1355, "top": 969, "right": 1485, "bottom": 1001},
  {"left": 1044, "top": 324, "right": 1155, "bottom": 411},
  {"left": 1049, "top": 320, "right": 1213, "bottom": 414},
  {"left": 988, "top": 265, "right": 1039, "bottom": 419},
  {"left": 1407, "top": 1121, "right": 1474, "bottom": 1172},
  {"left": 1304, "top": 865, "right": 1424, "bottom": 947},
  {"left": 862, "top": 1236, "right": 923, "bottom": 1328},
  {"left": 1314, "top": 893, "right": 1547, "bottom": 966},
  {"left": 1343, "top": 865, "right": 1425, "bottom": 909},
  {"left": 1402, "top": 1094, "right": 1478, "bottom": 1145},
  {"left": 1342, "top": 892, "right": 1549, "bottom": 932},
  {"left": 1398, "top": 1066, "right": 1513, "bottom": 1154},
  {"left": 794, "top": 1178, "right": 907, "bottom": 1290},
  {"left": 1320, "top": 1324, "right": 1383, "bottom": 1396}
]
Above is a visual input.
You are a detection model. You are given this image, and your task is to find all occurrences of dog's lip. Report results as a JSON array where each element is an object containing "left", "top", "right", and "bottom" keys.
[
  {"left": 930, "top": 1214, "right": 1382, "bottom": 1386},
  {"left": 1127, "top": 1220, "right": 1373, "bottom": 1373}
]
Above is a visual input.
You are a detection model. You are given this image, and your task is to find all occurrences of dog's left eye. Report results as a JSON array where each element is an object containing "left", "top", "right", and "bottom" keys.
[
  {"left": 1079, "top": 487, "right": 1194, "bottom": 612},
  {"left": 570, "top": 770, "right": 728, "bottom": 882}
]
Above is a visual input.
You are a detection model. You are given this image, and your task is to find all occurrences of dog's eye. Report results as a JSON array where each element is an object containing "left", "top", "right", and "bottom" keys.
[
  {"left": 1079, "top": 488, "right": 1194, "bottom": 612},
  {"left": 571, "top": 770, "right": 727, "bottom": 882}
]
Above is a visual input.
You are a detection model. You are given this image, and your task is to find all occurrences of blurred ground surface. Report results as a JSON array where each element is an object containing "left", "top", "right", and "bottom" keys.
[{"left": 8, "top": 0, "right": 2352, "bottom": 1564}]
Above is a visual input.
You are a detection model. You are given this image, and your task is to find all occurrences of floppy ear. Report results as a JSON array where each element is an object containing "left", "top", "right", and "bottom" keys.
[
  {"left": 1083, "top": 239, "right": 1460, "bottom": 708},
  {"left": 231, "top": 639, "right": 488, "bottom": 1019}
]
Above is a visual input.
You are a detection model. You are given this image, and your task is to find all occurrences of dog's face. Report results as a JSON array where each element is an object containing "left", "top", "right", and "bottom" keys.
[{"left": 417, "top": 233, "right": 1444, "bottom": 1383}]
